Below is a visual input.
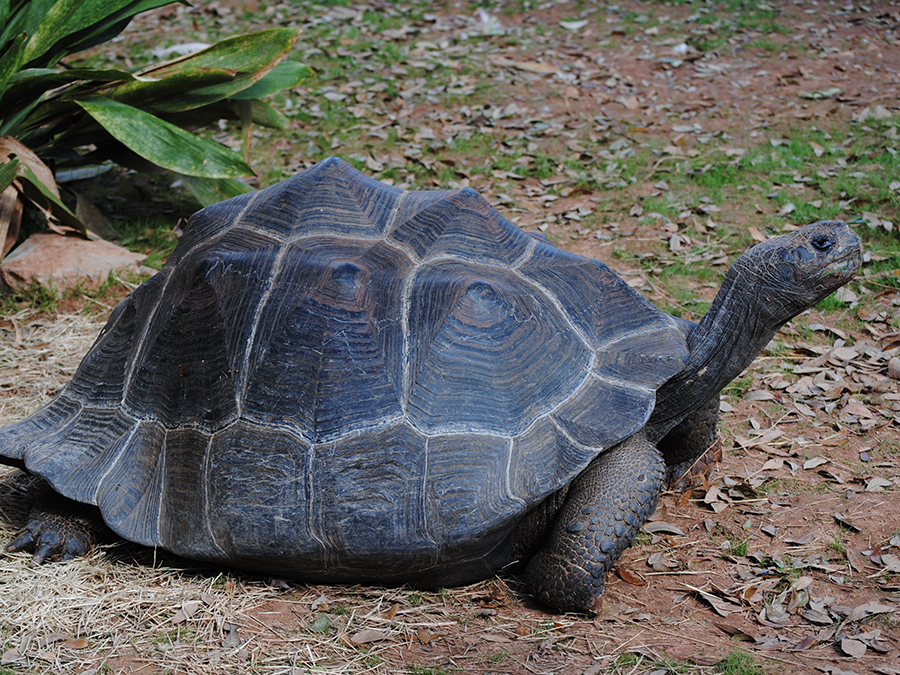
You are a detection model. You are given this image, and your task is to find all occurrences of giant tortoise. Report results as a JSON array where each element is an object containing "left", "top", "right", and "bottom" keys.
[{"left": 0, "top": 157, "right": 861, "bottom": 613}]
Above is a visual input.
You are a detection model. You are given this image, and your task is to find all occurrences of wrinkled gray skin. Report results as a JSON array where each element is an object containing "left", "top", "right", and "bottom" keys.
[
  {"left": 4, "top": 221, "right": 860, "bottom": 615},
  {"left": 523, "top": 221, "right": 860, "bottom": 612}
]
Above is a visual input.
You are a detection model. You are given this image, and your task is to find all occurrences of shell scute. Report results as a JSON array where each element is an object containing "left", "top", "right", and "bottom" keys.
[
  {"left": 388, "top": 187, "right": 530, "bottom": 265},
  {"left": 239, "top": 156, "right": 405, "bottom": 241},
  {"left": 204, "top": 421, "right": 320, "bottom": 572},
  {"left": 242, "top": 238, "right": 410, "bottom": 441},
  {"left": 406, "top": 260, "right": 590, "bottom": 436},
  {"left": 94, "top": 420, "right": 166, "bottom": 546},
  {"left": 425, "top": 432, "right": 521, "bottom": 562},
  {"left": 311, "top": 423, "right": 435, "bottom": 575}
]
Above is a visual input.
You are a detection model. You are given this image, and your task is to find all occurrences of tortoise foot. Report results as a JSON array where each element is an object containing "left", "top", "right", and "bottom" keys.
[
  {"left": 526, "top": 550, "right": 605, "bottom": 614},
  {"left": 6, "top": 496, "right": 108, "bottom": 566},
  {"left": 526, "top": 433, "right": 664, "bottom": 614}
]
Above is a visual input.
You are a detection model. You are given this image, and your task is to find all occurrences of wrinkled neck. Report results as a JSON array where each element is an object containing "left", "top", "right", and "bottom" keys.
[{"left": 646, "top": 266, "right": 781, "bottom": 443}]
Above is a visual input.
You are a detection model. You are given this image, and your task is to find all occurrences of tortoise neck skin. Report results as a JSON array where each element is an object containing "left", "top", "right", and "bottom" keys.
[{"left": 646, "top": 221, "right": 861, "bottom": 444}]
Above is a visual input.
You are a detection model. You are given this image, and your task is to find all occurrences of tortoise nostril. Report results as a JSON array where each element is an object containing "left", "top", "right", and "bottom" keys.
[{"left": 811, "top": 236, "right": 833, "bottom": 252}]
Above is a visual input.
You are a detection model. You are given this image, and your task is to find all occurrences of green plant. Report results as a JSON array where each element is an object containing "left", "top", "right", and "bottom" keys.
[
  {"left": 717, "top": 649, "right": 765, "bottom": 675},
  {"left": 0, "top": 0, "right": 311, "bottom": 257},
  {"left": 731, "top": 539, "right": 749, "bottom": 556}
]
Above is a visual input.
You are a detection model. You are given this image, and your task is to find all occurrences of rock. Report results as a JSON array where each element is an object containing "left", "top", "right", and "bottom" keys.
[
  {"left": 889, "top": 357, "right": 900, "bottom": 381},
  {"left": 0, "top": 232, "right": 151, "bottom": 295}
]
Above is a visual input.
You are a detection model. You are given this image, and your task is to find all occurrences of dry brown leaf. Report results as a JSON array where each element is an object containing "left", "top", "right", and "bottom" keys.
[
  {"left": 488, "top": 56, "right": 560, "bottom": 74},
  {"left": 713, "top": 622, "right": 756, "bottom": 641},
  {"left": 840, "top": 637, "right": 867, "bottom": 658},
  {"left": 618, "top": 567, "right": 646, "bottom": 586},
  {"left": 1, "top": 649, "right": 22, "bottom": 665},
  {"left": 643, "top": 522, "right": 685, "bottom": 536},
  {"left": 350, "top": 629, "right": 387, "bottom": 645},
  {"left": 846, "top": 601, "right": 895, "bottom": 623},
  {"left": 880, "top": 554, "right": 900, "bottom": 573},
  {"left": 795, "top": 635, "right": 818, "bottom": 650},
  {"left": 480, "top": 633, "right": 511, "bottom": 643},
  {"left": 171, "top": 600, "right": 200, "bottom": 624},
  {"left": 748, "top": 225, "right": 767, "bottom": 242}
]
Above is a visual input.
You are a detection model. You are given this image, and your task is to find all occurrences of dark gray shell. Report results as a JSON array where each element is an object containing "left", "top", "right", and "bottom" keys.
[{"left": 0, "top": 158, "right": 688, "bottom": 584}]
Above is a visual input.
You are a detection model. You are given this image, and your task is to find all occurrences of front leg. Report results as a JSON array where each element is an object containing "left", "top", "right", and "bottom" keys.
[
  {"left": 658, "top": 395, "right": 721, "bottom": 491},
  {"left": 525, "top": 433, "right": 664, "bottom": 614}
]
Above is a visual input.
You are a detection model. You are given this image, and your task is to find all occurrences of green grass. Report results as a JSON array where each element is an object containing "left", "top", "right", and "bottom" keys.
[
  {"left": 717, "top": 649, "right": 766, "bottom": 675},
  {"left": 730, "top": 539, "right": 750, "bottom": 557}
]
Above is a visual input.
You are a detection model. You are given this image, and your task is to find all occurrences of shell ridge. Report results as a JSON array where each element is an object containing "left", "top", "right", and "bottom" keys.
[
  {"left": 202, "top": 431, "right": 230, "bottom": 561},
  {"left": 381, "top": 185, "right": 411, "bottom": 237},
  {"left": 306, "top": 442, "right": 329, "bottom": 569},
  {"left": 422, "top": 437, "right": 440, "bottom": 564},
  {"left": 399, "top": 258, "right": 419, "bottom": 419},
  {"left": 510, "top": 236, "right": 538, "bottom": 270},
  {"left": 503, "top": 437, "right": 525, "bottom": 509},
  {"left": 235, "top": 242, "right": 291, "bottom": 416},
  {"left": 89, "top": 421, "right": 141, "bottom": 504},
  {"left": 509, "top": 265, "right": 594, "bottom": 355},
  {"left": 155, "top": 428, "right": 168, "bottom": 546},
  {"left": 121, "top": 269, "right": 174, "bottom": 406}
]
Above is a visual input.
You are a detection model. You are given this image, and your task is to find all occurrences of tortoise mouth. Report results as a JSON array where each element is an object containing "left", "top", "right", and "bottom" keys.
[{"left": 818, "top": 251, "right": 861, "bottom": 282}]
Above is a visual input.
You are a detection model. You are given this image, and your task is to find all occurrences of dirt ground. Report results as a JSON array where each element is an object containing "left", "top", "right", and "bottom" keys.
[{"left": 1, "top": 1, "right": 899, "bottom": 674}]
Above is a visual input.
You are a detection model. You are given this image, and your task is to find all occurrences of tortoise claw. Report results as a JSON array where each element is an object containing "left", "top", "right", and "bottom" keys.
[
  {"left": 30, "top": 541, "right": 55, "bottom": 567},
  {"left": 6, "top": 524, "right": 38, "bottom": 554}
]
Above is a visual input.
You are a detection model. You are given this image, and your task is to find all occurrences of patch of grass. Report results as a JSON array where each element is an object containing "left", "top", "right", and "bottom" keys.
[
  {"left": 487, "top": 649, "right": 509, "bottom": 663},
  {"left": 723, "top": 375, "right": 754, "bottom": 400},
  {"left": 731, "top": 539, "right": 750, "bottom": 557},
  {"left": 815, "top": 291, "right": 855, "bottom": 312},
  {"left": 613, "top": 651, "right": 690, "bottom": 673},
  {"left": 408, "top": 666, "right": 452, "bottom": 675},
  {"left": 114, "top": 218, "right": 180, "bottom": 269},
  {"left": 717, "top": 649, "right": 765, "bottom": 675}
]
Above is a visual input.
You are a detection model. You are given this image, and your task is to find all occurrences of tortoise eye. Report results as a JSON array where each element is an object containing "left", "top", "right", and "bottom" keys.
[{"left": 811, "top": 235, "right": 833, "bottom": 252}]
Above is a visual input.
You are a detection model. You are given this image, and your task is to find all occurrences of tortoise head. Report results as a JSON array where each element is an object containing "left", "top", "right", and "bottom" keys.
[{"left": 732, "top": 220, "right": 861, "bottom": 326}]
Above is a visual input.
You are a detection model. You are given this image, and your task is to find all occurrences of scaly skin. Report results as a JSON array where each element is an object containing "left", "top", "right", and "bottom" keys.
[
  {"left": 5, "top": 493, "right": 108, "bottom": 566},
  {"left": 525, "top": 433, "right": 664, "bottom": 614},
  {"left": 659, "top": 395, "right": 721, "bottom": 490}
]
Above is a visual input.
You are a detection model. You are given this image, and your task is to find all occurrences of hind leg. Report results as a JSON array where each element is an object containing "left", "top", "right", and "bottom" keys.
[
  {"left": 6, "top": 491, "right": 109, "bottom": 566},
  {"left": 658, "top": 395, "right": 721, "bottom": 491}
]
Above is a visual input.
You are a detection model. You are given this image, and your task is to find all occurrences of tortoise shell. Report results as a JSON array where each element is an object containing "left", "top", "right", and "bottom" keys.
[{"left": 0, "top": 158, "right": 688, "bottom": 584}]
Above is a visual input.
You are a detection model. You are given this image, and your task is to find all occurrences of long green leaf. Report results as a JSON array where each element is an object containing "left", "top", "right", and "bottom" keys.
[
  {"left": 95, "top": 29, "right": 300, "bottom": 116},
  {"left": 161, "top": 99, "right": 290, "bottom": 132},
  {"left": 76, "top": 96, "right": 253, "bottom": 178},
  {"left": 0, "top": 0, "right": 53, "bottom": 52},
  {"left": 240, "top": 99, "right": 289, "bottom": 129},
  {"left": 20, "top": 0, "right": 178, "bottom": 68},
  {"left": 16, "top": 162, "right": 85, "bottom": 233},
  {"left": 0, "top": 31, "right": 26, "bottom": 92},
  {"left": 229, "top": 62, "right": 313, "bottom": 100},
  {"left": 4, "top": 66, "right": 141, "bottom": 104},
  {"left": 41, "top": 1, "right": 178, "bottom": 67},
  {"left": 0, "top": 157, "right": 19, "bottom": 193},
  {"left": 20, "top": 0, "right": 95, "bottom": 64},
  {"left": 135, "top": 27, "right": 299, "bottom": 83},
  {"left": 108, "top": 68, "right": 254, "bottom": 114}
]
